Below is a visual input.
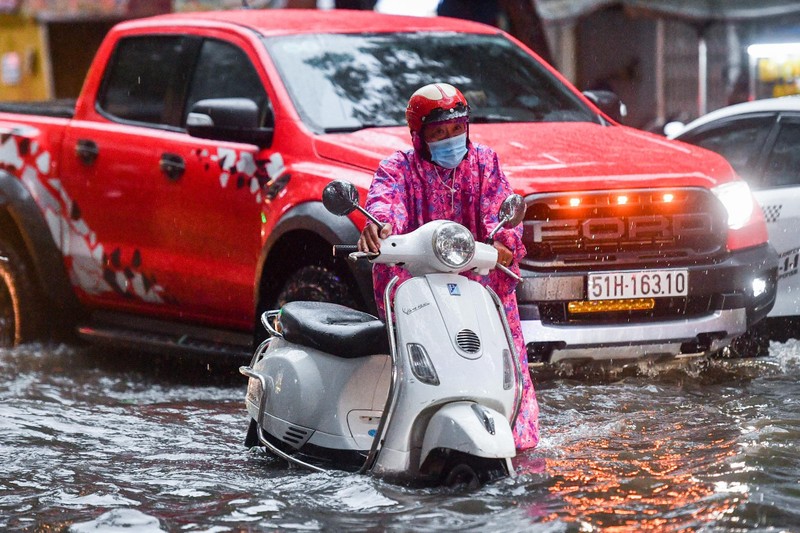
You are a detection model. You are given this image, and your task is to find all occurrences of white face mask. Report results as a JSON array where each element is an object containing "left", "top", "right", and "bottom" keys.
[{"left": 428, "top": 133, "right": 468, "bottom": 169}]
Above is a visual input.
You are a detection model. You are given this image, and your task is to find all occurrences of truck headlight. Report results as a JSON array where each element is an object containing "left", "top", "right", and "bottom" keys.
[
  {"left": 752, "top": 277, "right": 767, "bottom": 298},
  {"left": 432, "top": 222, "right": 475, "bottom": 269},
  {"left": 712, "top": 181, "right": 754, "bottom": 230}
]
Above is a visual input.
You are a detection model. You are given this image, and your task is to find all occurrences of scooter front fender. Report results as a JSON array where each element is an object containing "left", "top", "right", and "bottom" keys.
[{"left": 420, "top": 401, "right": 516, "bottom": 467}]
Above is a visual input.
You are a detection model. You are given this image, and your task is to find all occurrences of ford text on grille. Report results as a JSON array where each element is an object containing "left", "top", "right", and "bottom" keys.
[{"left": 531, "top": 214, "right": 713, "bottom": 242}]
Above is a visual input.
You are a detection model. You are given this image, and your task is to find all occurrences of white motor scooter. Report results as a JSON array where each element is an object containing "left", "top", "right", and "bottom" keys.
[{"left": 240, "top": 180, "right": 526, "bottom": 486}]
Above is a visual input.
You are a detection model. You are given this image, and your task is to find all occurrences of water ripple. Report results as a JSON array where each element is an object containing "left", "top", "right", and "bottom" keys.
[{"left": 3, "top": 341, "right": 800, "bottom": 530}]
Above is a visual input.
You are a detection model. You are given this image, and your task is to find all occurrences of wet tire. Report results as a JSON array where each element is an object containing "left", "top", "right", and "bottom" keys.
[
  {"left": 442, "top": 463, "right": 482, "bottom": 490},
  {"left": 439, "top": 452, "right": 508, "bottom": 490},
  {"left": 275, "top": 264, "right": 357, "bottom": 309},
  {"left": 0, "top": 239, "right": 42, "bottom": 347},
  {"left": 253, "top": 264, "right": 359, "bottom": 347},
  {"left": 722, "top": 322, "right": 771, "bottom": 359}
]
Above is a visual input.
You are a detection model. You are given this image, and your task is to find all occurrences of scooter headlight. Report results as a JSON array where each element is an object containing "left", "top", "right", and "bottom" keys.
[{"left": 432, "top": 222, "right": 475, "bottom": 269}]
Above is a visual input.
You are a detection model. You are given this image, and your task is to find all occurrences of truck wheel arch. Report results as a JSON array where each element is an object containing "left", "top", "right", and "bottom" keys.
[
  {"left": 0, "top": 171, "right": 83, "bottom": 337},
  {"left": 256, "top": 201, "right": 375, "bottom": 317}
]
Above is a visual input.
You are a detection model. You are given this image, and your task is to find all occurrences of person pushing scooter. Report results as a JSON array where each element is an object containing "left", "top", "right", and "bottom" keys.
[{"left": 357, "top": 82, "right": 539, "bottom": 451}]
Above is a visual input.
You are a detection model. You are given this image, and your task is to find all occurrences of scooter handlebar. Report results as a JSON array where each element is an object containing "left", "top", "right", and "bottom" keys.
[
  {"left": 332, "top": 245, "right": 380, "bottom": 263},
  {"left": 332, "top": 244, "right": 359, "bottom": 257}
]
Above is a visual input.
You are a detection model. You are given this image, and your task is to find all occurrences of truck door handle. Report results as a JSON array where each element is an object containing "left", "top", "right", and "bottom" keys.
[
  {"left": 76, "top": 139, "right": 99, "bottom": 165},
  {"left": 160, "top": 153, "right": 185, "bottom": 181}
]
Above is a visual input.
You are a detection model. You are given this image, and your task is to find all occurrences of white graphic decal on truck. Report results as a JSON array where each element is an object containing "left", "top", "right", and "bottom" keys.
[
  {"left": 195, "top": 147, "right": 270, "bottom": 203},
  {"left": 1, "top": 133, "right": 279, "bottom": 305},
  {"left": 0, "top": 131, "right": 166, "bottom": 303}
]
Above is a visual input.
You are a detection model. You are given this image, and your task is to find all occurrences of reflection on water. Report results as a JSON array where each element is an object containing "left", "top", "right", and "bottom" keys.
[{"left": 2, "top": 341, "right": 800, "bottom": 531}]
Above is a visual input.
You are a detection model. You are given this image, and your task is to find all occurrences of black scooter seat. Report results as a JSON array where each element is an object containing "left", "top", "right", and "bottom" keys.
[{"left": 278, "top": 301, "right": 390, "bottom": 358}]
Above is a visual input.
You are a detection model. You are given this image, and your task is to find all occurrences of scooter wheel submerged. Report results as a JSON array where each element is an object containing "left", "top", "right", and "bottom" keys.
[
  {"left": 442, "top": 463, "right": 482, "bottom": 490},
  {"left": 438, "top": 452, "right": 508, "bottom": 490}
]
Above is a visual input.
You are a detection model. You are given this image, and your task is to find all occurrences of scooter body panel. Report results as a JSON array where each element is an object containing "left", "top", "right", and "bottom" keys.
[
  {"left": 372, "top": 273, "right": 517, "bottom": 477},
  {"left": 420, "top": 401, "right": 516, "bottom": 465},
  {"left": 245, "top": 337, "right": 390, "bottom": 452}
]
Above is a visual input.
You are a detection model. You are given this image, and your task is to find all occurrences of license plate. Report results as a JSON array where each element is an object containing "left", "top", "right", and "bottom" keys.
[{"left": 587, "top": 270, "right": 688, "bottom": 300}]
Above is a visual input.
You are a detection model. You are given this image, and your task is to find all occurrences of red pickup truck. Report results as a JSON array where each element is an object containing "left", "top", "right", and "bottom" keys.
[{"left": 0, "top": 9, "right": 778, "bottom": 364}]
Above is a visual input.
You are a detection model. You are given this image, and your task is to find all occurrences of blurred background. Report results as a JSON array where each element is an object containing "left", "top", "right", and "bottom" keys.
[{"left": 2, "top": 0, "right": 800, "bottom": 131}]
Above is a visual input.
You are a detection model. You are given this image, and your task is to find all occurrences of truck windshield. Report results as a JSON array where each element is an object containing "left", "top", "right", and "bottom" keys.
[{"left": 263, "top": 32, "right": 599, "bottom": 133}]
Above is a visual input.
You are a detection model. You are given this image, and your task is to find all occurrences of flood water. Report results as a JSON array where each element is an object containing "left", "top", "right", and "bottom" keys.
[{"left": 3, "top": 336, "right": 800, "bottom": 531}]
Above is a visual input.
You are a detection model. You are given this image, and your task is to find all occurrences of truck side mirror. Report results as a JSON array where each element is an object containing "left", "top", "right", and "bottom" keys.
[
  {"left": 186, "top": 98, "right": 274, "bottom": 147},
  {"left": 582, "top": 90, "right": 627, "bottom": 123}
]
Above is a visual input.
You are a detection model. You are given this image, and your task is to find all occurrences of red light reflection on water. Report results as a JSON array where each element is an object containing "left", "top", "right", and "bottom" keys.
[{"left": 534, "top": 421, "right": 745, "bottom": 530}]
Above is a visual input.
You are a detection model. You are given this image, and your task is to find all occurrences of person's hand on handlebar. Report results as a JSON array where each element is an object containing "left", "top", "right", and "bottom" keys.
[
  {"left": 358, "top": 222, "right": 392, "bottom": 253},
  {"left": 493, "top": 241, "right": 514, "bottom": 268}
]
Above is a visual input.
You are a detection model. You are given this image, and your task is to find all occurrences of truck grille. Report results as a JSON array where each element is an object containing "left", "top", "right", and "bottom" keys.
[{"left": 521, "top": 188, "right": 728, "bottom": 268}]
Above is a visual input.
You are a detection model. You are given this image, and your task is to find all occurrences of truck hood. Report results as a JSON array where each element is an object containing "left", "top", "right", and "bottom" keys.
[{"left": 313, "top": 122, "right": 737, "bottom": 193}]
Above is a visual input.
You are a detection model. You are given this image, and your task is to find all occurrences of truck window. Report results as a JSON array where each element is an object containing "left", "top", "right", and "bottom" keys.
[
  {"left": 687, "top": 115, "right": 774, "bottom": 187},
  {"left": 264, "top": 32, "right": 598, "bottom": 133},
  {"left": 184, "top": 39, "right": 270, "bottom": 127},
  {"left": 97, "top": 36, "right": 197, "bottom": 127}
]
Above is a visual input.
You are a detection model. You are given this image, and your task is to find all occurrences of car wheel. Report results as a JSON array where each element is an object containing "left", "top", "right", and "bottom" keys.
[
  {"left": 0, "top": 239, "right": 42, "bottom": 347},
  {"left": 253, "top": 264, "right": 359, "bottom": 347},
  {"left": 276, "top": 264, "right": 357, "bottom": 309}
]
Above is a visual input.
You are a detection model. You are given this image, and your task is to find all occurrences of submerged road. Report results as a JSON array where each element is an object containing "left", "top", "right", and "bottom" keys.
[{"left": 2, "top": 340, "right": 800, "bottom": 531}]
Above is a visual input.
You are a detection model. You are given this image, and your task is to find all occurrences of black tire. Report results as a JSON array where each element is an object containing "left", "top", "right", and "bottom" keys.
[
  {"left": 253, "top": 263, "right": 360, "bottom": 347},
  {"left": 275, "top": 264, "right": 358, "bottom": 309},
  {"left": 442, "top": 462, "right": 482, "bottom": 490},
  {"left": 721, "top": 322, "right": 770, "bottom": 359},
  {"left": 439, "top": 452, "right": 509, "bottom": 490},
  {"left": 0, "top": 239, "right": 43, "bottom": 347}
]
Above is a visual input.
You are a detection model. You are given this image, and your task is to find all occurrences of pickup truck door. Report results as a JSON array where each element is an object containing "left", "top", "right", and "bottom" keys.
[{"left": 58, "top": 35, "right": 270, "bottom": 329}]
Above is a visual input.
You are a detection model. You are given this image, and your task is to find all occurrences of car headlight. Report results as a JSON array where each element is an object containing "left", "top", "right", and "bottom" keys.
[
  {"left": 432, "top": 222, "right": 475, "bottom": 269},
  {"left": 711, "top": 181, "right": 754, "bottom": 230}
]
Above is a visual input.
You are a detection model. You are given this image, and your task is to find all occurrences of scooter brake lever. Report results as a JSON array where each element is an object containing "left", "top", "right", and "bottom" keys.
[{"left": 496, "top": 263, "right": 523, "bottom": 283}]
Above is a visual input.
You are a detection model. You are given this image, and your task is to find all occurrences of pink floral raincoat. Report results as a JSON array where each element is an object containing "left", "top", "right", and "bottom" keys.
[{"left": 364, "top": 142, "right": 540, "bottom": 450}]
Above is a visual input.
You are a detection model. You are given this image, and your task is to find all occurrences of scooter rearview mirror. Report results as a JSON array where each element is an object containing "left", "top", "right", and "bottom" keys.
[
  {"left": 489, "top": 194, "right": 526, "bottom": 240},
  {"left": 322, "top": 180, "right": 359, "bottom": 216},
  {"left": 322, "top": 180, "right": 386, "bottom": 227},
  {"left": 501, "top": 194, "right": 526, "bottom": 227}
]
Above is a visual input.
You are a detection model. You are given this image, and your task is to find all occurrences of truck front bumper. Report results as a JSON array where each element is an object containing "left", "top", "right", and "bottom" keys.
[{"left": 517, "top": 244, "right": 779, "bottom": 364}]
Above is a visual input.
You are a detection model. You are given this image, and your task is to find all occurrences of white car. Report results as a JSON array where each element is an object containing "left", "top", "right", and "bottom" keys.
[{"left": 668, "top": 97, "right": 800, "bottom": 319}]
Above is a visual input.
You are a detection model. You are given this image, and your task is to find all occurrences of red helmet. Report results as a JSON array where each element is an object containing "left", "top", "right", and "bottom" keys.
[{"left": 405, "top": 83, "right": 470, "bottom": 134}]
